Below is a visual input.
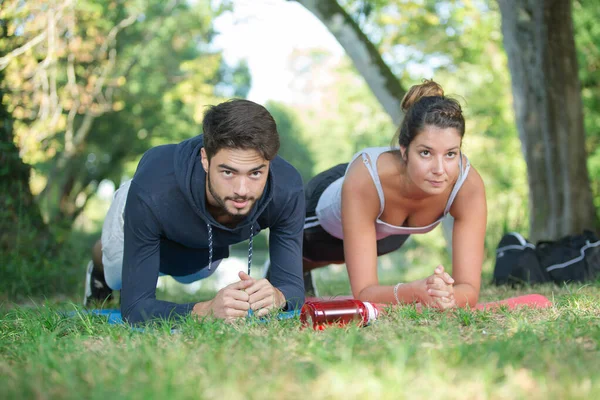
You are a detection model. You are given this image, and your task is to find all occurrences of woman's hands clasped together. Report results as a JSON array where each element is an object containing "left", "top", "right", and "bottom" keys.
[{"left": 423, "top": 265, "right": 456, "bottom": 309}]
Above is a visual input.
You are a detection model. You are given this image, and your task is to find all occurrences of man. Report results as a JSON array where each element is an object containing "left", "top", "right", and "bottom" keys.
[{"left": 84, "top": 99, "right": 305, "bottom": 324}]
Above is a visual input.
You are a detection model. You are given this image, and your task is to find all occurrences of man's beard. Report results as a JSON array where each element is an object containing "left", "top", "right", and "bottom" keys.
[{"left": 207, "top": 171, "right": 256, "bottom": 223}]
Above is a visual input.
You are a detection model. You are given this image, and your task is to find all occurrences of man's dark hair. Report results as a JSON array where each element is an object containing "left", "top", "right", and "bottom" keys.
[{"left": 202, "top": 99, "right": 280, "bottom": 161}]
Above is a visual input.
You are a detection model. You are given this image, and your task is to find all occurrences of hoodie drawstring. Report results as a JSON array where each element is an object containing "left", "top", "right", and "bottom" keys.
[
  {"left": 207, "top": 223, "right": 213, "bottom": 270},
  {"left": 206, "top": 223, "right": 253, "bottom": 277},
  {"left": 248, "top": 225, "right": 253, "bottom": 276}
]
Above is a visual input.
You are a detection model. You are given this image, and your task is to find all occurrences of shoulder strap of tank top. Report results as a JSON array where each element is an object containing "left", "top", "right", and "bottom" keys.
[
  {"left": 360, "top": 149, "right": 386, "bottom": 217},
  {"left": 443, "top": 153, "right": 471, "bottom": 215}
]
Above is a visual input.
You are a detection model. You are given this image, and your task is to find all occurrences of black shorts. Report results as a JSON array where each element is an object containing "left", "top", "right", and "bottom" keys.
[{"left": 303, "top": 163, "right": 410, "bottom": 263}]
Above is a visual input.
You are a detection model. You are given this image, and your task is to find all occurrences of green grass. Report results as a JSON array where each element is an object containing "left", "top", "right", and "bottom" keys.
[{"left": 1, "top": 283, "right": 599, "bottom": 399}]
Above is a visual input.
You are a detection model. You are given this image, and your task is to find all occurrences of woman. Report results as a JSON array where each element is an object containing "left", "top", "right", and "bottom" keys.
[{"left": 302, "top": 80, "right": 487, "bottom": 309}]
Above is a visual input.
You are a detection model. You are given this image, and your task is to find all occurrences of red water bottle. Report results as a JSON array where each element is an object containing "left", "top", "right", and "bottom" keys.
[{"left": 300, "top": 299, "right": 384, "bottom": 330}]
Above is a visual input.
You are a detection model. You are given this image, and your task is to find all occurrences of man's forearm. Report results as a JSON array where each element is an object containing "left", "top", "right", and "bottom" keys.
[
  {"left": 192, "top": 300, "right": 214, "bottom": 318},
  {"left": 274, "top": 283, "right": 304, "bottom": 310},
  {"left": 121, "top": 297, "right": 196, "bottom": 324}
]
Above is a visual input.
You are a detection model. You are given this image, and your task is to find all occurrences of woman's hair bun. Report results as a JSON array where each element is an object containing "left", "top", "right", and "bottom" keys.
[{"left": 401, "top": 79, "right": 444, "bottom": 112}]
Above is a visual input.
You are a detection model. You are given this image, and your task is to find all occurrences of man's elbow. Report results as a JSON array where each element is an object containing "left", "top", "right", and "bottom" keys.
[
  {"left": 121, "top": 299, "right": 145, "bottom": 325},
  {"left": 280, "top": 286, "right": 304, "bottom": 310},
  {"left": 289, "top": 292, "right": 305, "bottom": 310}
]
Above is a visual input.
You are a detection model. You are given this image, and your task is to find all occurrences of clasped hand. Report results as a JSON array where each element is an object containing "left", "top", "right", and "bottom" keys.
[
  {"left": 424, "top": 265, "right": 456, "bottom": 309},
  {"left": 208, "top": 271, "right": 285, "bottom": 319}
]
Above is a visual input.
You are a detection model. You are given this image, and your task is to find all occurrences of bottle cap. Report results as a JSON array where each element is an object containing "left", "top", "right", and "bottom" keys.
[{"left": 363, "top": 301, "right": 378, "bottom": 323}]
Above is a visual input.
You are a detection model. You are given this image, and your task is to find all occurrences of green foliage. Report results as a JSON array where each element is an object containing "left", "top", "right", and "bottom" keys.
[
  {"left": 574, "top": 0, "right": 600, "bottom": 213},
  {"left": 286, "top": 50, "right": 395, "bottom": 174},
  {"left": 266, "top": 101, "right": 315, "bottom": 183},
  {"left": 1, "top": 29, "right": 71, "bottom": 300},
  {"left": 217, "top": 60, "right": 252, "bottom": 99},
  {"left": 0, "top": 226, "right": 88, "bottom": 302},
  {"left": 82, "top": 0, "right": 228, "bottom": 182}
]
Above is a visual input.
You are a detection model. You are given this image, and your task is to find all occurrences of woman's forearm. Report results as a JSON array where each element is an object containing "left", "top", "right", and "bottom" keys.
[
  {"left": 356, "top": 280, "right": 479, "bottom": 308},
  {"left": 356, "top": 280, "right": 424, "bottom": 304}
]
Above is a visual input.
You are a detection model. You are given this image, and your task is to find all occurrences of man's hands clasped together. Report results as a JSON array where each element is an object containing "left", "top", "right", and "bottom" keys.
[{"left": 193, "top": 271, "right": 286, "bottom": 320}]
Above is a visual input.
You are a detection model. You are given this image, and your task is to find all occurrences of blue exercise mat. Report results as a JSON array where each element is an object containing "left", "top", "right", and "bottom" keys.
[{"left": 83, "top": 309, "right": 301, "bottom": 325}]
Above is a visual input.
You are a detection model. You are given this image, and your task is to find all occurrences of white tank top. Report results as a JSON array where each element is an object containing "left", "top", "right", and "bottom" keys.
[{"left": 314, "top": 147, "right": 471, "bottom": 240}]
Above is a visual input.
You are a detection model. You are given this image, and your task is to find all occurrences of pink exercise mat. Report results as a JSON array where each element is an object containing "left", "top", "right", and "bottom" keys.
[{"left": 305, "top": 294, "right": 552, "bottom": 311}]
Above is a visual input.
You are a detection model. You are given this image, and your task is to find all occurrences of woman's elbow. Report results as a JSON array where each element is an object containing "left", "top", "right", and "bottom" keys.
[
  {"left": 456, "top": 284, "right": 479, "bottom": 308},
  {"left": 354, "top": 286, "right": 372, "bottom": 302},
  {"left": 465, "top": 295, "right": 479, "bottom": 308}
]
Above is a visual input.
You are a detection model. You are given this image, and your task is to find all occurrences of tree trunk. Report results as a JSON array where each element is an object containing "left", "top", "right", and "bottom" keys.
[
  {"left": 498, "top": 0, "right": 597, "bottom": 241},
  {"left": 293, "top": 0, "right": 406, "bottom": 125}
]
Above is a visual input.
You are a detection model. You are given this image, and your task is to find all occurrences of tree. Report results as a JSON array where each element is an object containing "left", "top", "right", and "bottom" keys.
[
  {"left": 497, "top": 0, "right": 598, "bottom": 241},
  {"left": 0, "top": 6, "right": 48, "bottom": 251},
  {"left": 2, "top": 0, "right": 232, "bottom": 226}
]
